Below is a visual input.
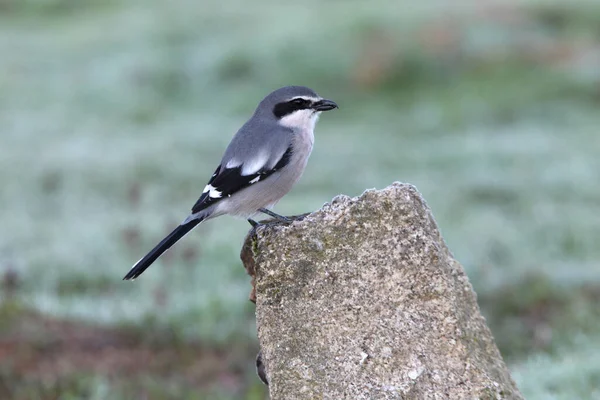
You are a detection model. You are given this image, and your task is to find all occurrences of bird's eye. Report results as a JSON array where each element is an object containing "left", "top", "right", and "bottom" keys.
[{"left": 292, "top": 98, "right": 306, "bottom": 106}]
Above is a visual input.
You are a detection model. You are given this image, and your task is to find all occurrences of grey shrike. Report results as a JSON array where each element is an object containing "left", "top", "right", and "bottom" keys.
[{"left": 123, "top": 86, "right": 337, "bottom": 280}]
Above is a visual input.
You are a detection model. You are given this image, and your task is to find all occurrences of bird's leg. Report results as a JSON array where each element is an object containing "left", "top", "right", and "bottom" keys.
[{"left": 258, "top": 208, "right": 292, "bottom": 223}]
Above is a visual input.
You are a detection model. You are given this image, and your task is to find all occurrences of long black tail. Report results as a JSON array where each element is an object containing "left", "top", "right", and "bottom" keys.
[{"left": 123, "top": 218, "right": 202, "bottom": 280}]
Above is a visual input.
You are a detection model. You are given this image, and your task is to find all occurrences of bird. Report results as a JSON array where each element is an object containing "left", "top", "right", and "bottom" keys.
[{"left": 123, "top": 86, "right": 338, "bottom": 280}]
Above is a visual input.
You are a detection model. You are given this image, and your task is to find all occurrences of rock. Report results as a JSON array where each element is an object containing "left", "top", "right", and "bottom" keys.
[{"left": 240, "top": 182, "right": 523, "bottom": 399}]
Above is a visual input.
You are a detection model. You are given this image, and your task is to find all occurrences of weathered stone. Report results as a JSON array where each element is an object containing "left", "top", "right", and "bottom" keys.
[{"left": 241, "top": 182, "right": 522, "bottom": 400}]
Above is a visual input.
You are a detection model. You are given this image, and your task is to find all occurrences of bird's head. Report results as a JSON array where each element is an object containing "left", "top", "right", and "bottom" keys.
[{"left": 257, "top": 86, "right": 338, "bottom": 131}]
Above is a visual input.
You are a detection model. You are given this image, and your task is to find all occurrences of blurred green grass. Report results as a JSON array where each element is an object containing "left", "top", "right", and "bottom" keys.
[{"left": 1, "top": 0, "right": 600, "bottom": 398}]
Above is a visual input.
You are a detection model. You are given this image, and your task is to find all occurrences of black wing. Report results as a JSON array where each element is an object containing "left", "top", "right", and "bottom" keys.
[{"left": 191, "top": 146, "right": 293, "bottom": 214}]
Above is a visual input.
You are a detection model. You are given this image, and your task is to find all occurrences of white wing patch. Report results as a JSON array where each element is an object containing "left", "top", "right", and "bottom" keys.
[
  {"left": 226, "top": 159, "right": 242, "bottom": 169},
  {"left": 202, "top": 184, "right": 222, "bottom": 198},
  {"left": 242, "top": 151, "right": 269, "bottom": 176},
  {"left": 249, "top": 176, "right": 261, "bottom": 184}
]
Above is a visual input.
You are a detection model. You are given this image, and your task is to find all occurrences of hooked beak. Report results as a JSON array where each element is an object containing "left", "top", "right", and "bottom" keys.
[{"left": 313, "top": 99, "right": 338, "bottom": 112}]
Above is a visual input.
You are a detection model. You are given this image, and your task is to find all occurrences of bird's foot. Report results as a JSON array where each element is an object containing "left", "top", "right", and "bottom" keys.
[
  {"left": 247, "top": 216, "right": 290, "bottom": 227},
  {"left": 259, "top": 208, "right": 310, "bottom": 225},
  {"left": 248, "top": 210, "right": 309, "bottom": 228},
  {"left": 258, "top": 208, "right": 291, "bottom": 222}
]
